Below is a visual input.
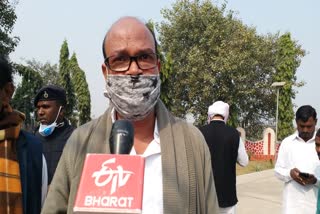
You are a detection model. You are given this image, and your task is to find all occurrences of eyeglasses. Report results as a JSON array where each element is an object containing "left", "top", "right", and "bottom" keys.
[{"left": 104, "top": 53, "right": 158, "bottom": 72}]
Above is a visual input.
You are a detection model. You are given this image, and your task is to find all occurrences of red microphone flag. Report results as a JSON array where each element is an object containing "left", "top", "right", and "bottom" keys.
[{"left": 74, "top": 154, "right": 145, "bottom": 213}]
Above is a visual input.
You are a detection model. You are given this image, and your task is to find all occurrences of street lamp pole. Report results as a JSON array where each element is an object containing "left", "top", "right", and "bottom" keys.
[
  {"left": 275, "top": 88, "right": 280, "bottom": 143},
  {"left": 271, "top": 81, "right": 286, "bottom": 143}
]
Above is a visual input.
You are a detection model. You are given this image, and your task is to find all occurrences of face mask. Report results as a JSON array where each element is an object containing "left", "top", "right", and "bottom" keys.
[
  {"left": 39, "top": 106, "right": 62, "bottom": 137},
  {"left": 104, "top": 74, "right": 161, "bottom": 121}
]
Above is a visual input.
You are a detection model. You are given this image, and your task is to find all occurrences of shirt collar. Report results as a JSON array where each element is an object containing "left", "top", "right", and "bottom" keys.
[
  {"left": 111, "top": 108, "right": 160, "bottom": 145},
  {"left": 212, "top": 118, "right": 224, "bottom": 122},
  {"left": 210, "top": 118, "right": 225, "bottom": 124},
  {"left": 153, "top": 119, "right": 160, "bottom": 144}
]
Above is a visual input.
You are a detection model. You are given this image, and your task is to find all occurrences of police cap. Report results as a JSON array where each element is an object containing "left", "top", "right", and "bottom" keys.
[{"left": 34, "top": 85, "right": 67, "bottom": 107}]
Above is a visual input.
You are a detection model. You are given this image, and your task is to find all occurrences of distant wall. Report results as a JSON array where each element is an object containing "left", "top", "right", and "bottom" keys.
[{"left": 238, "top": 127, "right": 280, "bottom": 161}]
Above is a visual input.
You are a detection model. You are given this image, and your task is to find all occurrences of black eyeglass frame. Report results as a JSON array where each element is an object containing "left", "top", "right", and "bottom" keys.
[{"left": 104, "top": 53, "right": 159, "bottom": 72}]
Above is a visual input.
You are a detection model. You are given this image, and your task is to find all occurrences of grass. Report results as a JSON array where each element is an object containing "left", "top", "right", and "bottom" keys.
[{"left": 236, "top": 160, "right": 275, "bottom": 176}]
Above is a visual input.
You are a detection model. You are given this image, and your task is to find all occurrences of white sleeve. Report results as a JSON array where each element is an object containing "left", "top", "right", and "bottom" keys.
[
  {"left": 41, "top": 155, "right": 48, "bottom": 207},
  {"left": 274, "top": 140, "right": 292, "bottom": 182},
  {"left": 237, "top": 138, "right": 249, "bottom": 166}
]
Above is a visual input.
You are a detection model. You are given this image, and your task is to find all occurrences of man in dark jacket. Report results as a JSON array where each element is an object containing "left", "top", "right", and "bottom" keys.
[
  {"left": 0, "top": 55, "right": 47, "bottom": 214},
  {"left": 34, "top": 85, "right": 74, "bottom": 185},
  {"left": 200, "top": 101, "right": 248, "bottom": 214}
]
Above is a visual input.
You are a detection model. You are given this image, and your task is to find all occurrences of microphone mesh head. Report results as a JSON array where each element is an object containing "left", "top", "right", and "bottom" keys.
[{"left": 109, "top": 120, "right": 134, "bottom": 154}]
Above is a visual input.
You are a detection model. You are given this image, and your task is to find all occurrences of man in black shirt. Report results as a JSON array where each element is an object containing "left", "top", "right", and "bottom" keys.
[
  {"left": 34, "top": 85, "right": 74, "bottom": 185},
  {"left": 200, "top": 101, "right": 248, "bottom": 214}
]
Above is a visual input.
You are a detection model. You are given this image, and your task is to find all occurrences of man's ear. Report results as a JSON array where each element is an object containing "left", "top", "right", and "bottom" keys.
[
  {"left": 4, "top": 82, "right": 15, "bottom": 99},
  {"left": 60, "top": 106, "right": 65, "bottom": 116},
  {"left": 57, "top": 105, "right": 65, "bottom": 122},
  {"left": 102, "top": 63, "right": 108, "bottom": 81}
]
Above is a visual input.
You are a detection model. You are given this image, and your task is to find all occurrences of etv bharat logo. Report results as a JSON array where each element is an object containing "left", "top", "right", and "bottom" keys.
[{"left": 92, "top": 158, "right": 134, "bottom": 195}]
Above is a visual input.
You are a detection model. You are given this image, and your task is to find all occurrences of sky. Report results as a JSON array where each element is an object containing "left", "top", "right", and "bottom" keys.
[{"left": 9, "top": 0, "right": 320, "bottom": 126}]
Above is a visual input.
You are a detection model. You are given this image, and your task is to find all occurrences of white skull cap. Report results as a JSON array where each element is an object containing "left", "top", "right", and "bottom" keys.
[{"left": 207, "top": 101, "right": 229, "bottom": 123}]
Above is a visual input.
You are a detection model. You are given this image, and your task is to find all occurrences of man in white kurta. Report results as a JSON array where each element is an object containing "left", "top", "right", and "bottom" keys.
[{"left": 275, "top": 105, "right": 320, "bottom": 214}]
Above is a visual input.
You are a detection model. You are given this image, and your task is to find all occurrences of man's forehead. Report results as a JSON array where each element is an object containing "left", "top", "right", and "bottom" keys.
[
  {"left": 37, "top": 100, "right": 58, "bottom": 106},
  {"left": 105, "top": 18, "right": 155, "bottom": 52},
  {"left": 297, "top": 117, "right": 316, "bottom": 124},
  {"left": 107, "top": 27, "right": 152, "bottom": 44}
]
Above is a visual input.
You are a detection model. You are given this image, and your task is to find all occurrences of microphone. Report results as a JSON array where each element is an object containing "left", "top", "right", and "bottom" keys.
[
  {"left": 74, "top": 119, "right": 145, "bottom": 213},
  {"left": 109, "top": 120, "right": 134, "bottom": 154}
]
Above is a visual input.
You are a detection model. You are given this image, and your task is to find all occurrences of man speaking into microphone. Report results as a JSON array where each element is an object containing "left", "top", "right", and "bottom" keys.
[{"left": 42, "top": 16, "right": 219, "bottom": 214}]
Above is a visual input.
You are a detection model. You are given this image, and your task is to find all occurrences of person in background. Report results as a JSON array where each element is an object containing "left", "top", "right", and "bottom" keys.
[
  {"left": 42, "top": 16, "right": 219, "bottom": 213},
  {"left": 200, "top": 101, "right": 249, "bottom": 214},
  {"left": 0, "top": 55, "right": 47, "bottom": 213},
  {"left": 275, "top": 105, "right": 320, "bottom": 214},
  {"left": 34, "top": 85, "right": 74, "bottom": 185}
]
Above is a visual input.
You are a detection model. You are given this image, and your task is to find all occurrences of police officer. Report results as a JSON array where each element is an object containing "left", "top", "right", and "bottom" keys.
[{"left": 34, "top": 85, "right": 74, "bottom": 185}]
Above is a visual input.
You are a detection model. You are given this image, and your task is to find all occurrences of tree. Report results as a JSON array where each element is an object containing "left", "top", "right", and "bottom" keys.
[
  {"left": 11, "top": 59, "right": 60, "bottom": 130},
  {"left": 273, "top": 33, "right": 305, "bottom": 140},
  {"left": 11, "top": 40, "right": 91, "bottom": 128},
  {"left": 146, "top": 20, "right": 174, "bottom": 108},
  {"left": 58, "top": 40, "right": 76, "bottom": 123},
  {"left": 69, "top": 53, "right": 91, "bottom": 125},
  {"left": 0, "top": 0, "right": 19, "bottom": 55},
  {"left": 157, "top": 0, "right": 281, "bottom": 138},
  {"left": 12, "top": 64, "right": 43, "bottom": 130},
  {"left": 25, "top": 59, "right": 59, "bottom": 85}
]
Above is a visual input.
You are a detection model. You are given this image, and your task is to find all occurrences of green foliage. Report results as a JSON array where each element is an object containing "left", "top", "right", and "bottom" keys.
[
  {"left": 11, "top": 41, "right": 91, "bottom": 128},
  {"left": 58, "top": 40, "right": 76, "bottom": 123},
  {"left": 69, "top": 53, "right": 91, "bottom": 125},
  {"left": 146, "top": 20, "right": 174, "bottom": 109},
  {"left": 273, "top": 33, "right": 305, "bottom": 140},
  {"left": 159, "top": 52, "right": 175, "bottom": 108},
  {"left": 157, "top": 0, "right": 281, "bottom": 138},
  {"left": 236, "top": 160, "right": 274, "bottom": 175},
  {"left": 11, "top": 60, "right": 59, "bottom": 130},
  {"left": 0, "top": 0, "right": 19, "bottom": 55},
  {"left": 24, "top": 59, "right": 59, "bottom": 85},
  {"left": 11, "top": 64, "right": 43, "bottom": 130}
]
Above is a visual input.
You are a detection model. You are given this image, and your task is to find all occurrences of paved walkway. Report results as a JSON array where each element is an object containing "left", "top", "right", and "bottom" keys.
[{"left": 236, "top": 169, "right": 283, "bottom": 214}]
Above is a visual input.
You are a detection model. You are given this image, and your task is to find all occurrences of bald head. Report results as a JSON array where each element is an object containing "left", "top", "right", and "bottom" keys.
[{"left": 102, "top": 17, "right": 157, "bottom": 59}]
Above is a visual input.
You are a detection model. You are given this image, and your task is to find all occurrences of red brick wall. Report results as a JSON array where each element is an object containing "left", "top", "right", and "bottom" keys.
[{"left": 245, "top": 140, "right": 280, "bottom": 161}]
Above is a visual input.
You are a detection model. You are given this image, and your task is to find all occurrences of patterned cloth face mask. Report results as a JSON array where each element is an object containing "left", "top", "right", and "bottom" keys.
[{"left": 104, "top": 74, "right": 161, "bottom": 121}]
